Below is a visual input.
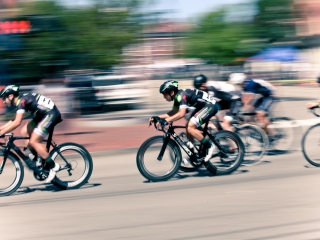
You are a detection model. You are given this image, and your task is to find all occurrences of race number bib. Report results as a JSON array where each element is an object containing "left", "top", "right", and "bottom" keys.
[{"left": 38, "top": 95, "right": 54, "bottom": 109}]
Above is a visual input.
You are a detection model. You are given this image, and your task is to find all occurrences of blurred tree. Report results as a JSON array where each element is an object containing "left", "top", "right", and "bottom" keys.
[
  {"left": 254, "top": 0, "right": 297, "bottom": 42},
  {"left": 1, "top": 0, "right": 148, "bottom": 83},
  {"left": 184, "top": 9, "right": 258, "bottom": 64}
]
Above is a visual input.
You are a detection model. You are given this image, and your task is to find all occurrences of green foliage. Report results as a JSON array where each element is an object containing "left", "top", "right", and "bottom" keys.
[
  {"left": 254, "top": 0, "right": 296, "bottom": 41},
  {"left": 184, "top": 10, "right": 257, "bottom": 64},
  {"left": 2, "top": 0, "right": 146, "bottom": 81},
  {"left": 184, "top": 0, "right": 297, "bottom": 65}
]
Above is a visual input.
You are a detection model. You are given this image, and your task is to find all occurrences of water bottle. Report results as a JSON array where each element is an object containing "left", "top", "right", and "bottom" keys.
[
  {"left": 24, "top": 148, "right": 35, "bottom": 161},
  {"left": 186, "top": 141, "right": 194, "bottom": 150}
]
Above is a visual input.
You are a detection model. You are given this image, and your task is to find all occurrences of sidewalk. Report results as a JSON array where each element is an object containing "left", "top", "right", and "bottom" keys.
[{"left": 45, "top": 118, "right": 187, "bottom": 154}]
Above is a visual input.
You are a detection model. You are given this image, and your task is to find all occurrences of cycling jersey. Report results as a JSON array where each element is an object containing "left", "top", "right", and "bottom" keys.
[
  {"left": 173, "top": 89, "right": 217, "bottom": 127},
  {"left": 243, "top": 78, "right": 276, "bottom": 97},
  {"left": 16, "top": 93, "right": 61, "bottom": 137},
  {"left": 206, "top": 81, "right": 241, "bottom": 101},
  {"left": 173, "top": 89, "right": 216, "bottom": 110}
]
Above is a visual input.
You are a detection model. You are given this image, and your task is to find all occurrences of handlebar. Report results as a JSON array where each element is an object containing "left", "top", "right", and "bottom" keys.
[
  {"left": 149, "top": 117, "right": 171, "bottom": 132},
  {"left": 0, "top": 133, "right": 13, "bottom": 138}
]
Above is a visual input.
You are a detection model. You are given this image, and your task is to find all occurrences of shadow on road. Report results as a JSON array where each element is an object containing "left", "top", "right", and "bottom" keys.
[{"left": 13, "top": 182, "right": 101, "bottom": 196}]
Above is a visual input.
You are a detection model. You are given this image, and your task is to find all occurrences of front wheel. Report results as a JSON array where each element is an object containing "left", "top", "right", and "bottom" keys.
[
  {"left": 0, "top": 152, "right": 24, "bottom": 196},
  {"left": 50, "top": 142, "right": 93, "bottom": 190},
  {"left": 302, "top": 123, "right": 320, "bottom": 167},
  {"left": 136, "top": 136, "right": 182, "bottom": 182},
  {"left": 204, "top": 130, "right": 245, "bottom": 175}
]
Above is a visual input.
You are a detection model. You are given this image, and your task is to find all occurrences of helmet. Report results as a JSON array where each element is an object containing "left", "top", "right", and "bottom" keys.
[
  {"left": 0, "top": 85, "right": 20, "bottom": 99},
  {"left": 228, "top": 73, "right": 246, "bottom": 85},
  {"left": 159, "top": 80, "right": 178, "bottom": 94},
  {"left": 193, "top": 74, "right": 207, "bottom": 89},
  {"left": 317, "top": 77, "right": 320, "bottom": 84}
]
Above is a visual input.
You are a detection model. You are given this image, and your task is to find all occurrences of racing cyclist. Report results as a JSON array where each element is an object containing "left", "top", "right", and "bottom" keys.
[
  {"left": 150, "top": 80, "right": 218, "bottom": 162},
  {"left": 0, "top": 85, "right": 61, "bottom": 183},
  {"left": 193, "top": 74, "right": 242, "bottom": 132},
  {"left": 228, "top": 73, "right": 277, "bottom": 135}
]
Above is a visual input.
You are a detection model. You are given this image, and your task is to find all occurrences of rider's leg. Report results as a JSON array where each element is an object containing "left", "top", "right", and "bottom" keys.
[
  {"left": 256, "top": 96, "right": 274, "bottom": 135},
  {"left": 20, "top": 120, "right": 38, "bottom": 157},
  {"left": 188, "top": 104, "right": 218, "bottom": 160}
]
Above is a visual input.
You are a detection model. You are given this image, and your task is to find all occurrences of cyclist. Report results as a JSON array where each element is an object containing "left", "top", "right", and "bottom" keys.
[
  {"left": 150, "top": 80, "right": 218, "bottom": 162},
  {"left": 0, "top": 85, "right": 61, "bottom": 183},
  {"left": 228, "top": 73, "right": 278, "bottom": 136},
  {"left": 193, "top": 74, "right": 242, "bottom": 132}
]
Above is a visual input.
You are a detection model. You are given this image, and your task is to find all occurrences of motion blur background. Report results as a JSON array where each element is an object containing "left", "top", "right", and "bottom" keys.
[{"left": 0, "top": 0, "right": 320, "bottom": 118}]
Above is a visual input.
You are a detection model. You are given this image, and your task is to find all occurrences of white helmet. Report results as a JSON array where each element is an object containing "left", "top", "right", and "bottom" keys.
[{"left": 228, "top": 73, "right": 246, "bottom": 85}]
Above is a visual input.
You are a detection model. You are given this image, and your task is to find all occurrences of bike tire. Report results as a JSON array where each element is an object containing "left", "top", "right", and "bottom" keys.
[
  {"left": 0, "top": 151, "right": 24, "bottom": 197},
  {"left": 204, "top": 130, "right": 244, "bottom": 175},
  {"left": 301, "top": 123, "right": 320, "bottom": 167},
  {"left": 50, "top": 142, "right": 93, "bottom": 190},
  {"left": 235, "top": 124, "right": 269, "bottom": 166},
  {"left": 136, "top": 136, "right": 182, "bottom": 181},
  {"left": 268, "top": 116, "right": 298, "bottom": 152}
]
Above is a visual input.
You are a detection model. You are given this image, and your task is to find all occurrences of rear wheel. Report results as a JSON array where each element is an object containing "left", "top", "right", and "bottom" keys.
[
  {"left": 136, "top": 136, "right": 182, "bottom": 181},
  {"left": 204, "top": 130, "right": 244, "bottom": 175},
  {"left": 50, "top": 143, "right": 93, "bottom": 190},
  {"left": 268, "top": 117, "right": 298, "bottom": 152},
  {"left": 235, "top": 124, "right": 269, "bottom": 166}
]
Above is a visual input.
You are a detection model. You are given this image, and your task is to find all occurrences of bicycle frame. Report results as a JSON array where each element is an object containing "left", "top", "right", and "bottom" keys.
[
  {"left": 0, "top": 128, "right": 71, "bottom": 174},
  {"left": 156, "top": 121, "right": 227, "bottom": 161}
]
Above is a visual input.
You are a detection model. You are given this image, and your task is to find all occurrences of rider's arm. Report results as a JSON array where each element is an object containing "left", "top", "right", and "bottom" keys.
[
  {"left": 0, "top": 120, "right": 14, "bottom": 131},
  {"left": 0, "top": 112, "right": 24, "bottom": 135},
  {"left": 165, "top": 107, "right": 187, "bottom": 123},
  {"left": 158, "top": 108, "right": 179, "bottom": 119}
]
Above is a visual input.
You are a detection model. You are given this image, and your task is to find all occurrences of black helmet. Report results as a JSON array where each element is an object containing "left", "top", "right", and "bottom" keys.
[
  {"left": 159, "top": 80, "right": 178, "bottom": 94},
  {"left": 193, "top": 74, "right": 207, "bottom": 89},
  {"left": 0, "top": 85, "right": 20, "bottom": 99}
]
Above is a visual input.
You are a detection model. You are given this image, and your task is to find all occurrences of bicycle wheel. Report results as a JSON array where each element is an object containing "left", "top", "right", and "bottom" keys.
[
  {"left": 268, "top": 117, "right": 298, "bottom": 152},
  {"left": 136, "top": 136, "right": 182, "bottom": 181},
  {"left": 302, "top": 123, "right": 320, "bottom": 167},
  {"left": 172, "top": 131, "right": 204, "bottom": 172},
  {"left": 50, "top": 142, "right": 93, "bottom": 190},
  {"left": 204, "top": 130, "right": 244, "bottom": 175},
  {"left": 235, "top": 124, "right": 269, "bottom": 166},
  {"left": 0, "top": 152, "right": 24, "bottom": 196}
]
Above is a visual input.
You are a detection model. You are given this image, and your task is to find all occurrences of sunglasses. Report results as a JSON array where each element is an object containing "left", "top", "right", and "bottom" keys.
[{"left": 162, "top": 93, "right": 169, "bottom": 97}]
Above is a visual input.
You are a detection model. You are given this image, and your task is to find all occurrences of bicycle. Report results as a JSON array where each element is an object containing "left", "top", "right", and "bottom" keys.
[
  {"left": 0, "top": 119, "right": 93, "bottom": 196},
  {"left": 176, "top": 117, "right": 268, "bottom": 171},
  {"left": 301, "top": 108, "right": 320, "bottom": 167},
  {"left": 136, "top": 118, "right": 245, "bottom": 182},
  {"left": 236, "top": 110, "right": 299, "bottom": 153}
]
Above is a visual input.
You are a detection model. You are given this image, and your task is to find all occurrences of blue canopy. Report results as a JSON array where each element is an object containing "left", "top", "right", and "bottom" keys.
[{"left": 247, "top": 46, "right": 300, "bottom": 62}]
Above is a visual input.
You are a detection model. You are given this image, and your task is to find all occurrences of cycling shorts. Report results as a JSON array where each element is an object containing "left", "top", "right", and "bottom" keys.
[
  {"left": 190, "top": 103, "right": 218, "bottom": 128},
  {"left": 217, "top": 99, "right": 243, "bottom": 116},
  {"left": 254, "top": 96, "right": 274, "bottom": 112},
  {"left": 30, "top": 106, "right": 62, "bottom": 138}
]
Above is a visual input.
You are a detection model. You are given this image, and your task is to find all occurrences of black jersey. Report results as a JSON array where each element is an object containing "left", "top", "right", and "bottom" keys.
[
  {"left": 173, "top": 89, "right": 216, "bottom": 110},
  {"left": 15, "top": 93, "right": 56, "bottom": 116}
]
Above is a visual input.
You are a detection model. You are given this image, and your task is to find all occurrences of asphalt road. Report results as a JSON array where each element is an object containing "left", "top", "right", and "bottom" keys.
[{"left": 2, "top": 85, "right": 320, "bottom": 240}]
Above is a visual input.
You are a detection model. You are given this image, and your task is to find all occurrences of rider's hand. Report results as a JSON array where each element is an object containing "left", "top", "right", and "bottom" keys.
[
  {"left": 158, "top": 118, "right": 168, "bottom": 126},
  {"left": 306, "top": 102, "right": 319, "bottom": 109}
]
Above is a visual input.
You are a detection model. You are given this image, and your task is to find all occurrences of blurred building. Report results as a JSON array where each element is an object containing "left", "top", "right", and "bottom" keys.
[{"left": 122, "top": 22, "right": 193, "bottom": 65}]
